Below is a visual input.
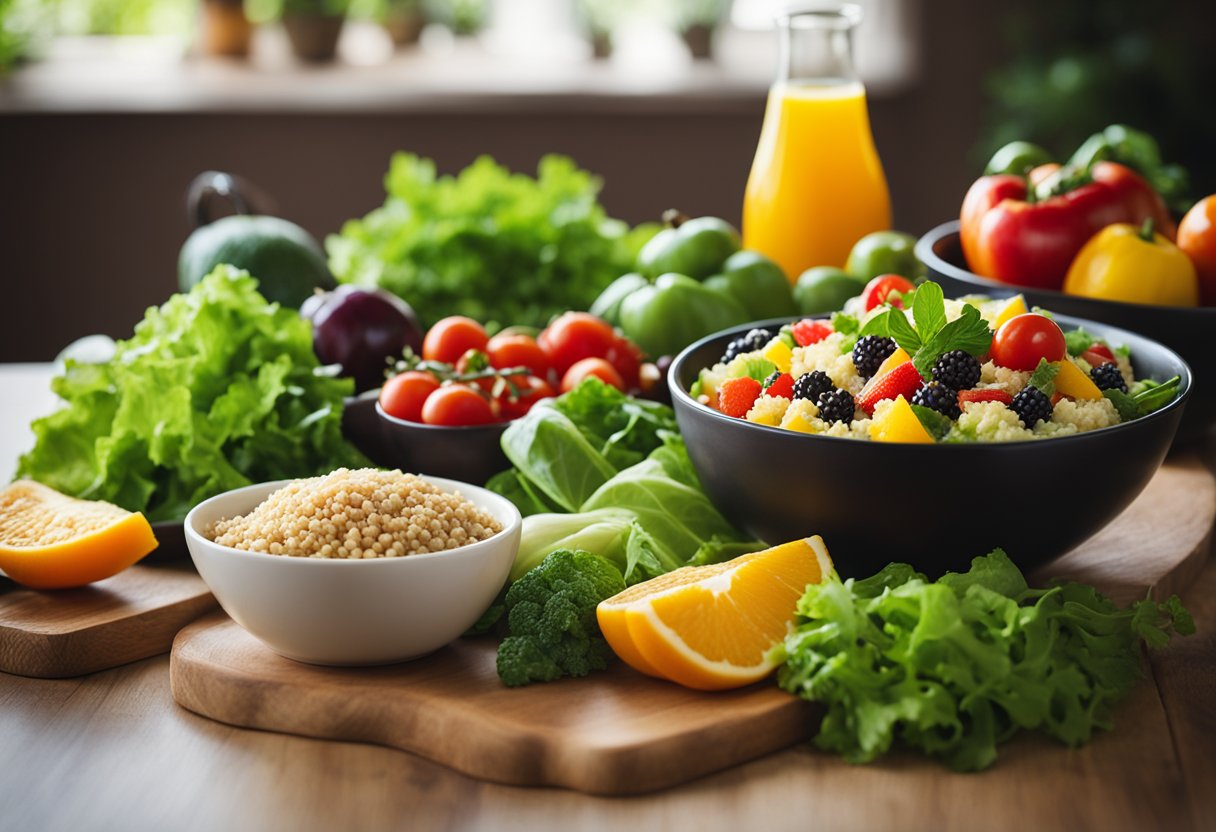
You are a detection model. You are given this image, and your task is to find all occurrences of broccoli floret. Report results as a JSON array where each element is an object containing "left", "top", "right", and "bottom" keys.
[{"left": 495, "top": 549, "right": 625, "bottom": 687}]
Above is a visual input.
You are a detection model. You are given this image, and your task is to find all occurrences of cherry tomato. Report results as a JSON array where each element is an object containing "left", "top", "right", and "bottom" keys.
[
  {"left": 861, "top": 274, "right": 916, "bottom": 311},
  {"left": 422, "top": 317, "right": 489, "bottom": 365},
  {"left": 990, "top": 313, "right": 1066, "bottom": 371},
  {"left": 486, "top": 333, "right": 550, "bottom": 378},
  {"left": 497, "top": 375, "right": 556, "bottom": 420},
  {"left": 421, "top": 384, "right": 495, "bottom": 426},
  {"left": 455, "top": 348, "right": 497, "bottom": 393},
  {"left": 378, "top": 370, "right": 440, "bottom": 423},
  {"left": 561, "top": 357, "right": 626, "bottom": 393},
  {"left": 605, "top": 336, "right": 642, "bottom": 389},
  {"left": 540, "top": 312, "right": 617, "bottom": 375},
  {"left": 1177, "top": 195, "right": 1216, "bottom": 305}
]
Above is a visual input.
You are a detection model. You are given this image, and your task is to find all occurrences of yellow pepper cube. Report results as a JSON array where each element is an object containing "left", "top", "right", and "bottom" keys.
[
  {"left": 868, "top": 395, "right": 935, "bottom": 443},
  {"left": 761, "top": 339, "right": 793, "bottom": 374}
]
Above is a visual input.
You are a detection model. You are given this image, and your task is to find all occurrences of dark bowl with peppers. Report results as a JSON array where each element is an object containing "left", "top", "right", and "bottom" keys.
[
  {"left": 668, "top": 314, "right": 1190, "bottom": 579},
  {"left": 918, "top": 220, "right": 1214, "bottom": 444}
]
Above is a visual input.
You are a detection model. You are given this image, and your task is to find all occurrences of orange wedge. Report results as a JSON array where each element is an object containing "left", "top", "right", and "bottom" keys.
[
  {"left": 597, "top": 536, "right": 833, "bottom": 690},
  {"left": 0, "top": 481, "right": 158, "bottom": 589}
]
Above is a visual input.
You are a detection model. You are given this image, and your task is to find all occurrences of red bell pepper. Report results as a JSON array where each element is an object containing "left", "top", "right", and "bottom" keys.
[{"left": 960, "top": 162, "right": 1174, "bottom": 291}]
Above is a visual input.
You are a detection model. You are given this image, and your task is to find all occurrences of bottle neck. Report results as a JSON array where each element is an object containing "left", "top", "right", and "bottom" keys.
[{"left": 777, "top": 6, "right": 861, "bottom": 86}]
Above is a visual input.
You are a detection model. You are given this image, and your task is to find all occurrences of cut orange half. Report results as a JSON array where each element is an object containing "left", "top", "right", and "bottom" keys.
[
  {"left": 0, "top": 481, "right": 158, "bottom": 589},
  {"left": 597, "top": 536, "right": 833, "bottom": 691}
]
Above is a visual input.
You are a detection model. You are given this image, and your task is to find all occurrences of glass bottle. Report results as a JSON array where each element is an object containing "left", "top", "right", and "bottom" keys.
[{"left": 742, "top": 4, "right": 892, "bottom": 278}]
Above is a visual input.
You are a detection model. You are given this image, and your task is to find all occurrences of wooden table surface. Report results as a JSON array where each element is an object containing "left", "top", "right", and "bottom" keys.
[{"left": 2, "top": 364, "right": 1214, "bottom": 832}]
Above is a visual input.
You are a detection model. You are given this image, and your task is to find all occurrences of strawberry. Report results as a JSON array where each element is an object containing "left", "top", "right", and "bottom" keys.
[
  {"left": 718, "top": 376, "right": 763, "bottom": 418},
  {"left": 763, "top": 372, "right": 796, "bottom": 400},
  {"left": 958, "top": 389, "right": 1014, "bottom": 407},
  {"left": 791, "top": 320, "right": 834, "bottom": 347},
  {"left": 856, "top": 361, "right": 923, "bottom": 415}
]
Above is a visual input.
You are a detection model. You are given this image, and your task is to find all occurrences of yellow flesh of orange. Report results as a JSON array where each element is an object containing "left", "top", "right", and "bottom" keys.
[
  {"left": 597, "top": 537, "right": 832, "bottom": 691},
  {"left": 0, "top": 481, "right": 158, "bottom": 589}
]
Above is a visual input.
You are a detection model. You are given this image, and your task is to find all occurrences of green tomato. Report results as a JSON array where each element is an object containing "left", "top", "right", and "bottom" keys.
[
  {"left": 703, "top": 251, "right": 796, "bottom": 321},
  {"left": 636, "top": 216, "right": 741, "bottom": 280},
  {"left": 794, "top": 266, "right": 867, "bottom": 315},
  {"left": 984, "top": 140, "right": 1055, "bottom": 176},
  {"left": 619, "top": 273, "right": 749, "bottom": 358},
  {"left": 845, "top": 231, "right": 923, "bottom": 283},
  {"left": 589, "top": 272, "right": 649, "bottom": 325}
]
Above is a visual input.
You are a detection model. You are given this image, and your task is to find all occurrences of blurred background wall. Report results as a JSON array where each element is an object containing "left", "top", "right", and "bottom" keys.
[{"left": 1, "top": 0, "right": 1212, "bottom": 360}]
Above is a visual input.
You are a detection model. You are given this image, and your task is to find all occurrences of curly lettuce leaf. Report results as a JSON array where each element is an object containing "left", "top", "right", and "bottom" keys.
[
  {"left": 16, "top": 266, "right": 364, "bottom": 521},
  {"left": 327, "top": 153, "right": 654, "bottom": 328},
  {"left": 778, "top": 550, "right": 1194, "bottom": 771}
]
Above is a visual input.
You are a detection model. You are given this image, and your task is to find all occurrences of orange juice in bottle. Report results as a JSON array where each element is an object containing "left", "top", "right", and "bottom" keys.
[{"left": 743, "top": 5, "right": 891, "bottom": 279}]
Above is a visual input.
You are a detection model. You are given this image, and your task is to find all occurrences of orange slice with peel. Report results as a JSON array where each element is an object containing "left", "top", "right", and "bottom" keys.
[
  {"left": 0, "top": 481, "right": 158, "bottom": 589},
  {"left": 597, "top": 536, "right": 833, "bottom": 690}
]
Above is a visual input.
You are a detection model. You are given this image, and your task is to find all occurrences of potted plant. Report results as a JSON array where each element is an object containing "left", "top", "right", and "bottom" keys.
[
  {"left": 198, "top": 0, "right": 253, "bottom": 58},
  {"left": 282, "top": 0, "right": 350, "bottom": 62},
  {"left": 674, "top": 0, "right": 730, "bottom": 60},
  {"left": 381, "top": 0, "right": 424, "bottom": 47}
]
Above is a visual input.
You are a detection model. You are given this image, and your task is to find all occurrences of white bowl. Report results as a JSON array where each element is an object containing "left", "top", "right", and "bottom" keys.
[{"left": 184, "top": 476, "right": 522, "bottom": 666}]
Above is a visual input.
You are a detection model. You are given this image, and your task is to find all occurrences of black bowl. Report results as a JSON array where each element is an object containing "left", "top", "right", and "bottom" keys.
[
  {"left": 376, "top": 403, "right": 510, "bottom": 486},
  {"left": 918, "top": 221, "right": 1214, "bottom": 445},
  {"left": 668, "top": 315, "right": 1191, "bottom": 578}
]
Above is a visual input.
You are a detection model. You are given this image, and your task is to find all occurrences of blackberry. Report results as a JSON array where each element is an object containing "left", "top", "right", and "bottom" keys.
[
  {"left": 911, "top": 381, "right": 961, "bottom": 420},
  {"left": 852, "top": 336, "right": 897, "bottom": 379},
  {"left": 931, "top": 350, "right": 982, "bottom": 391},
  {"left": 816, "top": 388, "right": 856, "bottom": 424},
  {"left": 721, "top": 328, "right": 775, "bottom": 364},
  {"left": 1090, "top": 362, "right": 1128, "bottom": 393},
  {"left": 792, "top": 370, "right": 834, "bottom": 403},
  {"left": 1010, "top": 386, "right": 1054, "bottom": 428}
]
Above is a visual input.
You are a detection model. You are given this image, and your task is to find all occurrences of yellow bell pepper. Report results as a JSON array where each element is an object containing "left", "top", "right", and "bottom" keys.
[{"left": 1063, "top": 221, "right": 1199, "bottom": 307}]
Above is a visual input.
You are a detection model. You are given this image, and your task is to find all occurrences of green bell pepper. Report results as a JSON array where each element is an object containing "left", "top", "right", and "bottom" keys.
[
  {"left": 702, "top": 250, "right": 796, "bottom": 321},
  {"left": 588, "top": 272, "right": 649, "bottom": 326},
  {"left": 844, "top": 231, "right": 925, "bottom": 283},
  {"left": 619, "top": 273, "right": 749, "bottom": 358},
  {"left": 793, "top": 266, "right": 867, "bottom": 314},
  {"left": 984, "top": 140, "right": 1055, "bottom": 176},
  {"left": 636, "top": 215, "right": 741, "bottom": 280}
]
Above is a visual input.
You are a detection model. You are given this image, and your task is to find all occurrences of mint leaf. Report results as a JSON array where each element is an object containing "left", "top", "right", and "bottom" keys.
[
  {"left": 911, "top": 304, "right": 992, "bottom": 380},
  {"left": 911, "top": 281, "right": 947, "bottom": 342},
  {"left": 860, "top": 308, "right": 921, "bottom": 355},
  {"left": 1103, "top": 389, "right": 1139, "bottom": 421},
  {"left": 831, "top": 312, "right": 860, "bottom": 336},
  {"left": 1027, "top": 358, "right": 1060, "bottom": 395},
  {"left": 910, "top": 404, "right": 952, "bottom": 441}
]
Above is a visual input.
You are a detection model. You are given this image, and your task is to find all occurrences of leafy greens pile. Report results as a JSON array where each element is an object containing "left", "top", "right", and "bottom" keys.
[
  {"left": 486, "top": 379, "right": 760, "bottom": 687},
  {"left": 489, "top": 378, "right": 761, "bottom": 586},
  {"left": 16, "top": 266, "right": 365, "bottom": 522},
  {"left": 777, "top": 550, "right": 1194, "bottom": 771},
  {"left": 327, "top": 153, "right": 654, "bottom": 328}
]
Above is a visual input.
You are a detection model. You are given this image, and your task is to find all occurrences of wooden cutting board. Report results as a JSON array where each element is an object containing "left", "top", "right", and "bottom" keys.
[
  {"left": 170, "top": 454, "right": 1214, "bottom": 795},
  {"left": 0, "top": 564, "right": 216, "bottom": 678}
]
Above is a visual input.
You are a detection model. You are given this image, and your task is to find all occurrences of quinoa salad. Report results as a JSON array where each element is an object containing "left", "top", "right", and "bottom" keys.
[
  {"left": 207, "top": 468, "right": 503, "bottom": 558},
  {"left": 691, "top": 281, "right": 1182, "bottom": 443}
]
